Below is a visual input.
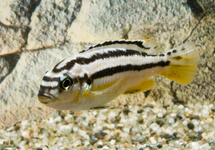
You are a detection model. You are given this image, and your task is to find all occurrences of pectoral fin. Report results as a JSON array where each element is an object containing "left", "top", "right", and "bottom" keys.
[
  {"left": 124, "top": 78, "right": 155, "bottom": 94},
  {"left": 91, "top": 78, "right": 124, "bottom": 102}
]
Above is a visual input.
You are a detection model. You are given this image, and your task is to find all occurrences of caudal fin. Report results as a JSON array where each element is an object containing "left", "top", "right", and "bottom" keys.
[{"left": 161, "top": 42, "right": 199, "bottom": 84}]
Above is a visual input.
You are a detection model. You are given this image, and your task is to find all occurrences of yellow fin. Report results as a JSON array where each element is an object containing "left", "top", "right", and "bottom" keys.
[
  {"left": 90, "top": 78, "right": 124, "bottom": 106},
  {"left": 83, "top": 89, "right": 90, "bottom": 98},
  {"left": 92, "top": 80, "right": 116, "bottom": 91},
  {"left": 161, "top": 42, "right": 199, "bottom": 84},
  {"left": 124, "top": 78, "right": 155, "bottom": 94}
]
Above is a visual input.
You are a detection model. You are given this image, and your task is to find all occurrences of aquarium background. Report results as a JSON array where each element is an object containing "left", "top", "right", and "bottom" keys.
[{"left": 0, "top": 0, "right": 214, "bottom": 149}]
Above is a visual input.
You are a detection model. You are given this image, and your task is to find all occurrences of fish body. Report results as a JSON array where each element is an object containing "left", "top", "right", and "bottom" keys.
[{"left": 38, "top": 40, "right": 199, "bottom": 110}]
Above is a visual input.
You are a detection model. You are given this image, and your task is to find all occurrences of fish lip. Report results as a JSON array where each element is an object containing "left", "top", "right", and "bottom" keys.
[{"left": 38, "top": 90, "right": 56, "bottom": 102}]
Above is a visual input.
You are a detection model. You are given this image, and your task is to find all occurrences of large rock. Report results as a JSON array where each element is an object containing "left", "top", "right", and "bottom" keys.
[
  {"left": 26, "top": 0, "right": 82, "bottom": 50},
  {"left": 0, "top": 0, "right": 40, "bottom": 55}
]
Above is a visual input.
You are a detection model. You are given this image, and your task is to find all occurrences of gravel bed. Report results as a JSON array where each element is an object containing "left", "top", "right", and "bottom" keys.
[{"left": 0, "top": 101, "right": 215, "bottom": 150}]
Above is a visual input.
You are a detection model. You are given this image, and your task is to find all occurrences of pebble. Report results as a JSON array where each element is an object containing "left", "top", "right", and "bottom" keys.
[
  {"left": 123, "top": 108, "right": 130, "bottom": 115},
  {"left": 211, "top": 107, "right": 215, "bottom": 112},
  {"left": 109, "top": 140, "right": 116, "bottom": 145},
  {"left": 102, "top": 145, "right": 110, "bottom": 150},
  {"left": 149, "top": 137, "right": 157, "bottom": 144},
  {"left": 90, "top": 137, "right": 98, "bottom": 145},
  {"left": 157, "top": 143, "right": 162, "bottom": 148},
  {"left": 108, "top": 111, "right": 117, "bottom": 122},
  {"left": 117, "top": 123, "right": 124, "bottom": 128},
  {"left": 104, "top": 123, "right": 115, "bottom": 129},
  {"left": 202, "top": 109, "right": 210, "bottom": 117},
  {"left": 114, "top": 129, "right": 121, "bottom": 136},
  {"left": 157, "top": 113, "right": 163, "bottom": 118},
  {"left": 156, "top": 118, "right": 165, "bottom": 127},
  {"left": 54, "top": 116, "right": 62, "bottom": 123},
  {"left": 209, "top": 142, "right": 215, "bottom": 149},
  {"left": 124, "top": 143, "right": 130, "bottom": 148},
  {"left": 168, "top": 118, "right": 175, "bottom": 124},
  {"left": 187, "top": 122, "right": 195, "bottom": 129},
  {"left": 97, "top": 140, "right": 103, "bottom": 148},
  {"left": 115, "top": 136, "right": 121, "bottom": 142},
  {"left": 137, "top": 109, "right": 144, "bottom": 114},
  {"left": 59, "top": 125, "right": 71, "bottom": 135},
  {"left": 72, "top": 140, "right": 81, "bottom": 147},
  {"left": 178, "top": 105, "right": 184, "bottom": 109},
  {"left": 137, "top": 116, "right": 144, "bottom": 124},
  {"left": 170, "top": 113, "right": 176, "bottom": 117}
]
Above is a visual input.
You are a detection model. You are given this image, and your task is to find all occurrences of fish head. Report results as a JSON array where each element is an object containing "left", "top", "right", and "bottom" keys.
[{"left": 38, "top": 70, "right": 82, "bottom": 110}]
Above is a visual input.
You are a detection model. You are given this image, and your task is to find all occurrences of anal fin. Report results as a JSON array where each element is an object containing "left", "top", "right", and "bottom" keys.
[{"left": 124, "top": 78, "right": 155, "bottom": 94}]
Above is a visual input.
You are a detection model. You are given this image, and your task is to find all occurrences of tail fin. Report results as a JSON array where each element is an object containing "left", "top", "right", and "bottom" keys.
[{"left": 161, "top": 42, "right": 199, "bottom": 84}]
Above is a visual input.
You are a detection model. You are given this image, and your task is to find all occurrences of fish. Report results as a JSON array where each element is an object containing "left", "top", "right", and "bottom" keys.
[{"left": 38, "top": 39, "right": 199, "bottom": 110}]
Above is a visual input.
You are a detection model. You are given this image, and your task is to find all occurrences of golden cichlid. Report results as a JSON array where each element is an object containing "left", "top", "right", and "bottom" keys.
[{"left": 38, "top": 40, "right": 199, "bottom": 110}]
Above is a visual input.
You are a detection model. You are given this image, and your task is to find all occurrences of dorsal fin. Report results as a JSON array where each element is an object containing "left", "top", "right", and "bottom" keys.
[{"left": 79, "top": 39, "right": 159, "bottom": 54}]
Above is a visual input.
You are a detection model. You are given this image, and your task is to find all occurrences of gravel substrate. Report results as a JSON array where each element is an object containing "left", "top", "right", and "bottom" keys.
[{"left": 0, "top": 101, "right": 215, "bottom": 150}]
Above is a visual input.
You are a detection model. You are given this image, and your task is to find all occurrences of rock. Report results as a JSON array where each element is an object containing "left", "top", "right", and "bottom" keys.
[
  {"left": 97, "top": 140, "right": 103, "bottom": 148},
  {"left": 102, "top": 145, "right": 110, "bottom": 150},
  {"left": 59, "top": 125, "right": 72, "bottom": 136},
  {"left": 156, "top": 118, "right": 165, "bottom": 127},
  {"left": 161, "top": 134, "right": 171, "bottom": 140},
  {"left": 26, "top": 0, "right": 82, "bottom": 50},
  {"left": 168, "top": 118, "right": 175, "bottom": 124},
  {"left": 0, "top": 25, "right": 26, "bottom": 55},
  {"left": 211, "top": 107, "right": 215, "bottom": 112},
  {"left": 157, "top": 143, "right": 162, "bottom": 148},
  {"left": 173, "top": 99, "right": 184, "bottom": 105},
  {"left": 187, "top": 122, "right": 195, "bottom": 130},
  {"left": 54, "top": 116, "right": 62, "bottom": 124},
  {"left": 149, "top": 137, "right": 157, "bottom": 144},
  {"left": 178, "top": 105, "right": 185, "bottom": 109},
  {"left": 137, "top": 115, "right": 144, "bottom": 124},
  {"left": 0, "top": 0, "right": 40, "bottom": 27},
  {"left": 138, "top": 137, "right": 146, "bottom": 144},
  {"left": 122, "top": 108, "right": 130, "bottom": 115},
  {"left": 0, "top": 55, "right": 11, "bottom": 83},
  {"left": 137, "top": 109, "right": 144, "bottom": 114},
  {"left": 90, "top": 136, "right": 98, "bottom": 145},
  {"left": 187, "top": 131, "right": 202, "bottom": 141},
  {"left": 124, "top": 143, "right": 130, "bottom": 148},
  {"left": 0, "top": 144, "right": 7, "bottom": 150},
  {"left": 186, "top": 0, "right": 205, "bottom": 17},
  {"left": 209, "top": 142, "right": 215, "bottom": 149}
]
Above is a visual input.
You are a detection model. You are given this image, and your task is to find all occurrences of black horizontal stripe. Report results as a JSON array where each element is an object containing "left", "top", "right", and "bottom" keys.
[
  {"left": 90, "top": 61, "right": 170, "bottom": 80},
  {"left": 39, "top": 85, "right": 59, "bottom": 90},
  {"left": 38, "top": 85, "right": 59, "bottom": 97},
  {"left": 53, "top": 49, "right": 152, "bottom": 73},
  {"left": 42, "top": 76, "right": 59, "bottom": 82},
  {"left": 80, "top": 40, "right": 151, "bottom": 53}
]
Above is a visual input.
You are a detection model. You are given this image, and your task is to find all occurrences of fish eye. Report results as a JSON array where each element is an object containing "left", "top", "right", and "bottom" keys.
[{"left": 60, "top": 75, "right": 73, "bottom": 91}]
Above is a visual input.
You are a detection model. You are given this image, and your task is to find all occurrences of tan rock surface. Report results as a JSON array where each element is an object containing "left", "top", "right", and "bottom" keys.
[
  {"left": 0, "top": 0, "right": 39, "bottom": 27},
  {"left": 26, "top": 0, "right": 82, "bottom": 50},
  {"left": 0, "top": 25, "right": 26, "bottom": 55}
]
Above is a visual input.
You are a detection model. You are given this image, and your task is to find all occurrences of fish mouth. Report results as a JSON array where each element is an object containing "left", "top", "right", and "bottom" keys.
[{"left": 38, "top": 90, "right": 56, "bottom": 103}]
